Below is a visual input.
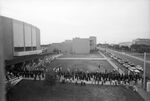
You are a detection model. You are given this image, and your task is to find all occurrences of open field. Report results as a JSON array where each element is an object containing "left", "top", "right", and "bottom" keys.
[
  {"left": 59, "top": 53, "right": 104, "bottom": 58},
  {"left": 48, "top": 60, "right": 114, "bottom": 73},
  {"left": 7, "top": 80, "right": 144, "bottom": 101},
  {"left": 6, "top": 53, "right": 145, "bottom": 101}
]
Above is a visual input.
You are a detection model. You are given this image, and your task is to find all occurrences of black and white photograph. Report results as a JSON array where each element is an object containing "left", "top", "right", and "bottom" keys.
[{"left": 0, "top": 0, "right": 150, "bottom": 101}]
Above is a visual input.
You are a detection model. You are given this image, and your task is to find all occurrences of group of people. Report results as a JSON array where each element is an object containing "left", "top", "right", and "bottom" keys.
[
  {"left": 5, "top": 53, "right": 144, "bottom": 89},
  {"left": 5, "top": 54, "right": 55, "bottom": 81},
  {"left": 56, "top": 68, "right": 142, "bottom": 86}
]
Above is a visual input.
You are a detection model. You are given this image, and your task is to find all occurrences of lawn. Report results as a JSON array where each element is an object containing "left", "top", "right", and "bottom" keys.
[
  {"left": 7, "top": 80, "right": 144, "bottom": 101},
  {"left": 6, "top": 53, "right": 145, "bottom": 101},
  {"left": 48, "top": 60, "right": 114, "bottom": 73},
  {"left": 59, "top": 52, "right": 104, "bottom": 58}
]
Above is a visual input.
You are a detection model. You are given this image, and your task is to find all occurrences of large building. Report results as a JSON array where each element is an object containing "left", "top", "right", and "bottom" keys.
[
  {"left": 0, "top": 16, "right": 42, "bottom": 101},
  {"left": 0, "top": 16, "right": 41, "bottom": 60},
  {"left": 119, "top": 42, "right": 132, "bottom": 47},
  {"left": 132, "top": 38, "right": 150, "bottom": 46},
  {"left": 72, "top": 38, "right": 90, "bottom": 54},
  {"left": 89, "top": 36, "right": 97, "bottom": 50},
  {"left": 47, "top": 36, "right": 97, "bottom": 54}
]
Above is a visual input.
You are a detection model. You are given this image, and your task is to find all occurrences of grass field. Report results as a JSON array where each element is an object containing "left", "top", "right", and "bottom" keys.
[
  {"left": 7, "top": 80, "right": 144, "bottom": 101},
  {"left": 48, "top": 60, "right": 114, "bottom": 73},
  {"left": 59, "top": 52, "right": 104, "bottom": 58},
  {"left": 7, "top": 53, "right": 145, "bottom": 101}
]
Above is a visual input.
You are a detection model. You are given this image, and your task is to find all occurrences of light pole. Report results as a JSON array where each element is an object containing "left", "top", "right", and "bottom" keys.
[
  {"left": 143, "top": 52, "right": 146, "bottom": 90},
  {"left": 105, "top": 41, "right": 106, "bottom": 52}
]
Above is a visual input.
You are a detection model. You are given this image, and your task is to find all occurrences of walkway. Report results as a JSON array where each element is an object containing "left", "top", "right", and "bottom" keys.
[{"left": 57, "top": 57, "right": 107, "bottom": 60}]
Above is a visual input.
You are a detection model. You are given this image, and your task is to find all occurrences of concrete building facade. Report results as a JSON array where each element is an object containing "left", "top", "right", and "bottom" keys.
[
  {"left": 132, "top": 38, "right": 150, "bottom": 46},
  {"left": 89, "top": 36, "right": 97, "bottom": 50},
  {"left": 72, "top": 38, "right": 90, "bottom": 54},
  {"left": 0, "top": 16, "right": 42, "bottom": 101},
  {"left": 119, "top": 42, "right": 132, "bottom": 47},
  {"left": 47, "top": 36, "right": 97, "bottom": 54},
  {"left": 0, "top": 16, "right": 41, "bottom": 60}
]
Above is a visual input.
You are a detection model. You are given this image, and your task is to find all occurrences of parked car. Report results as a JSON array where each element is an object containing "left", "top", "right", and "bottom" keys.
[
  {"left": 136, "top": 65, "right": 143, "bottom": 71},
  {"left": 133, "top": 69, "right": 140, "bottom": 73}
]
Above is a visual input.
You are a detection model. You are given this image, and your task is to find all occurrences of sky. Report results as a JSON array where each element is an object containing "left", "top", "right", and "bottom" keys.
[{"left": 0, "top": 0, "right": 150, "bottom": 44}]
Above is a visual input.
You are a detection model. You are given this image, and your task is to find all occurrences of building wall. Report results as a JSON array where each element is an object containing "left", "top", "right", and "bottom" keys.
[
  {"left": 132, "top": 39, "right": 150, "bottom": 46},
  {"left": 47, "top": 36, "right": 96, "bottom": 54},
  {"left": 13, "top": 19, "right": 24, "bottom": 47},
  {"left": 0, "top": 16, "right": 41, "bottom": 59},
  {"left": 89, "top": 36, "right": 96, "bottom": 50},
  {"left": 47, "top": 43, "right": 63, "bottom": 53},
  {"left": 72, "top": 38, "right": 90, "bottom": 54},
  {"left": 24, "top": 23, "right": 32, "bottom": 47},
  {"left": 32, "top": 27, "right": 37, "bottom": 47},
  {"left": 119, "top": 42, "right": 132, "bottom": 47},
  {"left": 62, "top": 40, "right": 72, "bottom": 53},
  {"left": 36, "top": 28, "right": 41, "bottom": 50},
  {"left": 0, "top": 17, "right": 6, "bottom": 101},
  {"left": 1, "top": 16, "right": 14, "bottom": 60}
]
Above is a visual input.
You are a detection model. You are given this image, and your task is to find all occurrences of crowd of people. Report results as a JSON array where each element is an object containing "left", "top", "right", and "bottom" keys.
[
  {"left": 5, "top": 53, "right": 144, "bottom": 90},
  {"left": 5, "top": 54, "right": 54, "bottom": 82},
  {"left": 55, "top": 68, "right": 142, "bottom": 86}
]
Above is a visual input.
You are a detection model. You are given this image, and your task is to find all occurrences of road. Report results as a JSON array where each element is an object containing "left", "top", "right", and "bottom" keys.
[
  {"left": 101, "top": 48, "right": 150, "bottom": 78},
  {"left": 108, "top": 49, "right": 150, "bottom": 64}
]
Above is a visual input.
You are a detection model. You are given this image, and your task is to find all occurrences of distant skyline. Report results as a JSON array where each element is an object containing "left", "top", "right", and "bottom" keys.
[{"left": 1, "top": 0, "right": 150, "bottom": 44}]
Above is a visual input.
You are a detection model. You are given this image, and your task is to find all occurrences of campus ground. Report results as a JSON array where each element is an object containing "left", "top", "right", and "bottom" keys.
[
  {"left": 48, "top": 60, "right": 114, "bottom": 73},
  {"left": 59, "top": 52, "right": 104, "bottom": 58},
  {"left": 6, "top": 53, "right": 144, "bottom": 101},
  {"left": 7, "top": 80, "right": 144, "bottom": 101},
  {"left": 106, "top": 49, "right": 150, "bottom": 78}
]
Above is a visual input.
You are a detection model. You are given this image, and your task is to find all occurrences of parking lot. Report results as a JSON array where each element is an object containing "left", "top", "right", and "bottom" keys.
[{"left": 103, "top": 49, "right": 150, "bottom": 78}]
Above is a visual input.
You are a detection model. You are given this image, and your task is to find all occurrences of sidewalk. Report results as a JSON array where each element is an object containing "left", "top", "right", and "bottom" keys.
[{"left": 136, "top": 86, "right": 150, "bottom": 101}]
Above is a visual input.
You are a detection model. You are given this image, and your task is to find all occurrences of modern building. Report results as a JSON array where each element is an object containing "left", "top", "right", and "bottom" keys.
[
  {"left": 0, "top": 16, "right": 41, "bottom": 61},
  {"left": 89, "top": 36, "right": 97, "bottom": 50},
  {"left": 0, "top": 16, "right": 42, "bottom": 100},
  {"left": 72, "top": 38, "right": 90, "bottom": 54},
  {"left": 119, "top": 42, "right": 132, "bottom": 47},
  {"left": 132, "top": 38, "right": 150, "bottom": 46},
  {"left": 47, "top": 36, "right": 97, "bottom": 54}
]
